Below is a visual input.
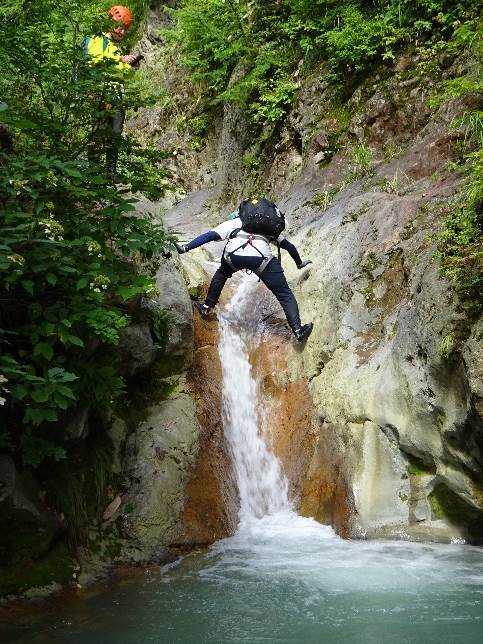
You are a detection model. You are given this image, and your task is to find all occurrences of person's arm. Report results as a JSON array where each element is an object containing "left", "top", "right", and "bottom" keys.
[
  {"left": 176, "top": 230, "right": 222, "bottom": 253},
  {"left": 177, "top": 217, "right": 243, "bottom": 254},
  {"left": 279, "top": 238, "right": 311, "bottom": 268},
  {"left": 104, "top": 38, "right": 133, "bottom": 71}
]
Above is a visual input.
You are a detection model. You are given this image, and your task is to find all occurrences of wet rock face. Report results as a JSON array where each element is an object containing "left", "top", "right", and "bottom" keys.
[
  {"left": 265, "top": 97, "right": 482, "bottom": 542},
  {"left": 181, "top": 314, "right": 239, "bottom": 545},
  {"left": 118, "top": 258, "right": 237, "bottom": 563},
  {"left": 249, "top": 333, "right": 316, "bottom": 509},
  {"left": 127, "top": 9, "right": 481, "bottom": 545},
  {"left": 120, "top": 381, "right": 200, "bottom": 562},
  {"left": 197, "top": 64, "right": 481, "bottom": 543}
]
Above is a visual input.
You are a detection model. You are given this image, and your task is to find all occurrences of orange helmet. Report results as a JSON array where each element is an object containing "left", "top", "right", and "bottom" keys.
[{"left": 108, "top": 5, "right": 133, "bottom": 29}]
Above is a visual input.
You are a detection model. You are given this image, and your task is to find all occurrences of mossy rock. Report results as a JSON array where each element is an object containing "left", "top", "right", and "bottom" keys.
[
  {"left": 0, "top": 504, "right": 55, "bottom": 569},
  {"left": 0, "top": 540, "right": 74, "bottom": 598},
  {"left": 117, "top": 363, "right": 181, "bottom": 428},
  {"left": 429, "top": 483, "right": 483, "bottom": 544},
  {"left": 407, "top": 455, "right": 436, "bottom": 477}
]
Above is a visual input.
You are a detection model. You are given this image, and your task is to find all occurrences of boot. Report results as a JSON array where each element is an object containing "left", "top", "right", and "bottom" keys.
[
  {"left": 193, "top": 301, "right": 213, "bottom": 319},
  {"left": 293, "top": 322, "right": 313, "bottom": 343}
]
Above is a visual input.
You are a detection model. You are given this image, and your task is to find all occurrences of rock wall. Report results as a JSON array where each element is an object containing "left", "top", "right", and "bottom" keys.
[
  {"left": 114, "top": 255, "right": 237, "bottom": 565},
  {"left": 180, "top": 313, "right": 239, "bottom": 546},
  {"left": 245, "top": 64, "right": 483, "bottom": 543},
  {"left": 153, "top": 40, "right": 482, "bottom": 544},
  {"left": 0, "top": 247, "right": 237, "bottom": 599}
]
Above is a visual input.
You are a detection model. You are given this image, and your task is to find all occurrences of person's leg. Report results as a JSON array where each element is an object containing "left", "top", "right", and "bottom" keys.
[
  {"left": 205, "top": 260, "right": 234, "bottom": 308},
  {"left": 259, "top": 258, "right": 302, "bottom": 331},
  {"left": 106, "top": 109, "right": 126, "bottom": 177}
]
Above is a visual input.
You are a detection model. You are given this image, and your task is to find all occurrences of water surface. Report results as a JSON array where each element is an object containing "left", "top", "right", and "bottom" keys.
[
  {"left": 4, "top": 276, "right": 481, "bottom": 643},
  {"left": 3, "top": 512, "right": 483, "bottom": 643}
]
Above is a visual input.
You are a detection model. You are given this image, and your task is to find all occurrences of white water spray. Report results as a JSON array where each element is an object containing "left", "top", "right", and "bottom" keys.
[
  {"left": 218, "top": 276, "right": 290, "bottom": 526},
  {"left": 10, "top": 274, "right": 483, "bottom": 644}
]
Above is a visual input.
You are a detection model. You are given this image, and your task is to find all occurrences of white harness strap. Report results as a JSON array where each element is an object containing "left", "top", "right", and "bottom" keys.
[{"left": 223, "top": 232, "right": 272, "bottom": 276}]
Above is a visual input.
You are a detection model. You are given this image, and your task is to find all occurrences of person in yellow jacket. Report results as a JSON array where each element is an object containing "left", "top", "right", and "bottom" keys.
[
  {"left": 83, "top": 5, "right": 137, "bottom": 71},
  {"left": 84, "top": 5, "right": 140, "bottom": 176}
]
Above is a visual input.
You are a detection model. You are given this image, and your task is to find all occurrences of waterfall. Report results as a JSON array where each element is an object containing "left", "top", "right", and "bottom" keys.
[{"left": 218, "top": 276, "right": 291, "bottom": 526}]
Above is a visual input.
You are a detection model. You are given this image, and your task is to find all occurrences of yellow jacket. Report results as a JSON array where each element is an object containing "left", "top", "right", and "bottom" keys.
[{"left": 83, "top": 34, "right": 131, "bottom": 72}]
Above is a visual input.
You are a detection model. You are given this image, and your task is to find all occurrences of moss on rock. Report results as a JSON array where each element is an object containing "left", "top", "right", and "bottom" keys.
[
  {"left": 0, "top": 540, "right": 74, "bottom": 598},
  {"left": 429, "top": 483, "right": 483, "bottom": 543}
]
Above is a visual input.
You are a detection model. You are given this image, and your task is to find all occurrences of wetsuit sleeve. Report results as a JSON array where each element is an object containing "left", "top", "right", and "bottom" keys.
[
  {"left": 185, "top": 230, "right": 222, "bottom": 251},
  {"left": 279, "top": 238, "right": 303, "bottom": 267}
]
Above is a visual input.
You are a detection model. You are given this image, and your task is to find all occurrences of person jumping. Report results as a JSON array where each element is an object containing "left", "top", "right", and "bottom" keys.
[{"left": 176, "top": 197, "right": 314, "bottom": 342}]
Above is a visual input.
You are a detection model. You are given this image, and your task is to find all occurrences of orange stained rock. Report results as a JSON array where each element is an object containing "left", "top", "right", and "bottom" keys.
[{"left": 181, "top": 312, "right": 238, "bottom": 546}]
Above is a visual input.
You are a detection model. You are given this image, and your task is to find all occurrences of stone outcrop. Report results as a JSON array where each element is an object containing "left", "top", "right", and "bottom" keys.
[
  {"left": 155, "top": 43, "right": 482, "bottom": 543},
  {"left": 118, "top": 323, "right": 156, "bottom": 377},
  {"left": 119, "top": 378, "right": 199, "bottom": 561},
  {"left": 0, "top": 456, "right": 71, "bottom": 597},
  {"left": 180, "top": 313, "right": 239, "bottom": 546},
  {"left": 115, "top": 254, "right": 237, "bottom": 564},
  {"left": 244, "top": 71, "right": 482, "bottom": 543},
  {"left": 154, "top": 256, "right": 195, "bottom": 365}
]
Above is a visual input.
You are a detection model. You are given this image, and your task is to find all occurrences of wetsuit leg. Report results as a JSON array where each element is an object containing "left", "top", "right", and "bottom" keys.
[
  {"left": 259, "top": 258, "right": 302, "bottom": 330},
  {"left": 205, "top": 259, "right": 234, "bottom": 307},
  {"left": 107, "top": 109, "right": 126, "bottom": 177}
]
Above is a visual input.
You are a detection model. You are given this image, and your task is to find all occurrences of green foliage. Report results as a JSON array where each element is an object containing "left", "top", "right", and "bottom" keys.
[
  {"left": 324, "top": 5, "right": 402, "bottom": 72},
  {"left": 431, "top": 30, "right": 482, "bottom": 316},
  {"left": 439, "top": 332, "right": 455, "bottom": 359},
  {"left": 309, "top": 188, "right": 338, "bottom": 212},
  {"left": 166, "top": 0, "right": 480, "bottom": 129},
  {"left": 46, "top": 429, "right": 116, "bottom": 546},
  {"left": 0, "top": 0, "right": 174, "bottom": 466},
  {"left": 435, "top": 155, "right": 482, "bottom": 314},
  {"left": 251, "top": 79, "right": 299, "bottom": 124},
  {"left": 351, "top": 143, "right": 374, "bottom": 170}
]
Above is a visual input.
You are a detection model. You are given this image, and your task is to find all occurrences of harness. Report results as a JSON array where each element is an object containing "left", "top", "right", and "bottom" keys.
[{"left": 222, "top": 228, "right": 279, "bottom": 277}]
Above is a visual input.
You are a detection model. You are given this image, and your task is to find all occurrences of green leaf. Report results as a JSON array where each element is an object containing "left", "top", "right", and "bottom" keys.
[
  {"left": 12, "top": 384, "right": 29, "bottom": 400},
  {"left": 67, "top": 335, "right": 84, "bottom": 347},
  {"left": 76, "top": 277, "right": 89, "bottom": 290},
  {"left": 46, "top": 273, "right": 58, "bottom": 285},
  {"left": 52, "top": 395, "right": 69, "bottom": 410},
  {"left": 47, "top": 367, "right": 77, "bottom": 383},
  {"left": 31, "top": 388, "right": 50, "bottom": 403},
  {"left": 51, "top": 160, "right": 83, "bottom": 178},
  {"left": 33, "top": 342, "right": 54, "bottom": 361},
  {"left": 24, "top": 407, "right": 58, "bottom": 425},
  {"left": 21, "top": 280, "right": 34, "bottom": 295},
  {"left": 56, "top": 385, "right": 76, "bottom": 400}
]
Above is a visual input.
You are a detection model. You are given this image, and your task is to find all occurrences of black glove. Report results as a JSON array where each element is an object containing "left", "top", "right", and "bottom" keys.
[
  {"left": 130, "top": 53, "right": 145, "bottom": 69},
  {"left": 175, "top": 243, "right": 188, "bottom": 254},
  {"left": 297, "top": 260, "right": 312, "bottom": 269}
]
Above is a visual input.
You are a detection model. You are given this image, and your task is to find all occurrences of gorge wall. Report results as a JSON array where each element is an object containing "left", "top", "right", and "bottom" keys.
[
  {"left": 1, "top": 2, "right": 481, "bottom": 604},
  {"left": 0, "top": 250, "right": 237, "bottom": 599},
  {"left": 130, "top": 5, "right": 482, "bottom": 544}
]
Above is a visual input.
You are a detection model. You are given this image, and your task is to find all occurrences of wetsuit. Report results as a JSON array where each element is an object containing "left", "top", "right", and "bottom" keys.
[{"left": 180, "top": 217, "right": 305, "bottom": 332}]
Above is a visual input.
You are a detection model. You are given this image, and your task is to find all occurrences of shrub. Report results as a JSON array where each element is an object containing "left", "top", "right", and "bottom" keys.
[
  {"left": 0, "top": 0, "right": 173, "bottom": 466},
  {"left": 165, "top": 0, "right": 480, "bottom": 130}
]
